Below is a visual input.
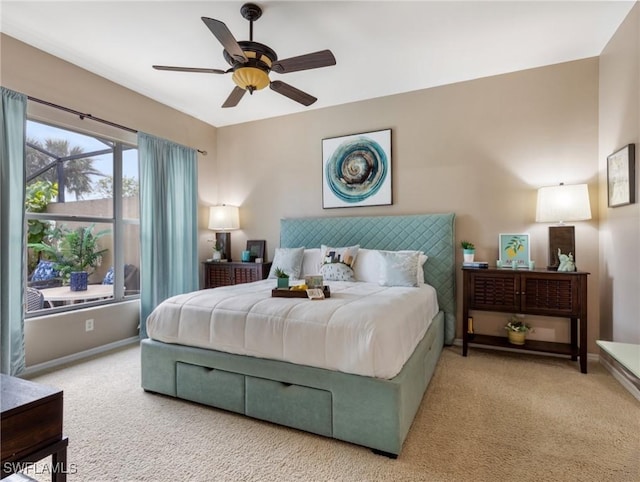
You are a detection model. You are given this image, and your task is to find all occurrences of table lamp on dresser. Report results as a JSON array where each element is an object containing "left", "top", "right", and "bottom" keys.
[
  {"left": 208, "top": 205, "right": 240, "bottom": 262},
  {"left": 535, "top": 182, "right": 591, "bottom": 270}
]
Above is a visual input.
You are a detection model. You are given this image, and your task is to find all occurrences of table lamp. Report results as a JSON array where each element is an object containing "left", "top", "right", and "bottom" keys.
[
  {"left": 536, "top": 183, "right": 591, "bottom": 270},
  {"left": 208, "top": 205, "right": 240, "bottom": 261}
]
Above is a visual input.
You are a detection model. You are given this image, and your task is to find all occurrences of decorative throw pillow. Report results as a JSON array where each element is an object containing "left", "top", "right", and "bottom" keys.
[
  {"left": 320, "top": 244, "right": 360, "bottom": 268},
  {"left": 320, "top": 262, "right": 355, "bottom": 282},
  {"left": 31, "top": 260, "right": 59, "bottom": 281},
  {"left": 268, "top": 247, "right": 305, "bottom": 279},
  {"left": 378, "top": 250, "right": 420, "bottom": 287}
]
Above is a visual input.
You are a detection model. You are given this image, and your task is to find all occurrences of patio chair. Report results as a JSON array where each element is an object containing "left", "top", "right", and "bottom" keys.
[
  {"left": 26, "top": 287, "right": 45, "bottom": 312},
  {"left": 102, "top": 264, "right": 140, "bottom": 295}
]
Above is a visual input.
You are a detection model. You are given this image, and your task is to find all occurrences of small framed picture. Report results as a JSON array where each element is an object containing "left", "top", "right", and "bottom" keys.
[
  {"left": 607, "top": 144, "right": 635, "bottom": 207},
  {"left": 246, "top": 240, "right": 266, "bottom": 262},
  {"left": 499, "top": 233, "right": 530, "bottom": 268}
]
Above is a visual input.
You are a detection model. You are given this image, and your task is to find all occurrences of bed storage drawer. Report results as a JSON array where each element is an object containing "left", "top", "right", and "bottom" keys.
[
  {"left": 176, "top": 362, "right": 245, "bottom": 414},
  {"left": 245, "top": 377, "right": 332, "bottom": 437}
]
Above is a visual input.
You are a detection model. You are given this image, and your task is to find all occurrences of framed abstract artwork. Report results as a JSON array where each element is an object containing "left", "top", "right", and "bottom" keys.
[
  {"left": 607, "top": 143, "right": 635, "bottom": 207},
  {"left": 499, "top": 233, "right": 530, "bottom": 268},
  {"left": 322, "top": 128, "right": 392, "bottom": 208}
]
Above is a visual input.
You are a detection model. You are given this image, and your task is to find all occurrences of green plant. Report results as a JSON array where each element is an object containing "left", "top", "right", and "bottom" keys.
[
  {"left": 28, "top": 224, "right": 110, "bottom": 282},
  {"left": 461, "top": 240, "right": 475, "bottom": 250},
  {"left": 274, "top": 267, "right": 289, "bottom": 279},
  {"left": 504, "top": 316, "right": 531, "bottom": 333},
  {"left": 25, "top": 180, "right": 59, "bottom": 271}
]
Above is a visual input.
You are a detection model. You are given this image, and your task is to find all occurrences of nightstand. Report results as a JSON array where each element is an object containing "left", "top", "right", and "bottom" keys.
[
  {"left": 203, "top": 261, "right": 272, "bottom": 289},
  {"left": 462, "top": 267, "right": 589, "bottom": 373}
]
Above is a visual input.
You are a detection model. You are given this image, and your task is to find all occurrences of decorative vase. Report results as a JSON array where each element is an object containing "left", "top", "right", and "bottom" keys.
[
  {"left": 463, "top": 249, "right": 475, "bottom": 263},
  {"left": 277, "top": 277, "right": 289, "bottom": 289},
  {"left": 507, "top": 331, "right": 526, "bottom": 345},
  {"left": 70, "top": 271, "right": 88, "bottom": 291},
  {"left": 212, "top": 250, "right": 222, "bottom": 261}
]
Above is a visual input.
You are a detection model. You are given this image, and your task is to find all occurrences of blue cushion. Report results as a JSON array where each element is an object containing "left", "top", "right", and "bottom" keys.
[
  {"left": 103, "top": 266, "right": 114, "bottom": 285},
  {"left": 31, "top": 260, "right": 59, "bottom": 281}
]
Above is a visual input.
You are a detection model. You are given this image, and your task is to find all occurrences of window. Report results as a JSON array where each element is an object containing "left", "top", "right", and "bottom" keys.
[{"left": 25, "top": 120, "right": 139, "bottom": 314}]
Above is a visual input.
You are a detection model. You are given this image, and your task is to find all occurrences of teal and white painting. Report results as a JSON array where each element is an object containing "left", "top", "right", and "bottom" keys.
[{"left": 322, "top": 129, "right": 391, "bottom": 208}]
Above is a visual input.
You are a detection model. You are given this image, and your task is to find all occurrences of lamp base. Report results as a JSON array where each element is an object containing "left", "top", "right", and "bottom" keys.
[
  {"left": 547, "top": 225, "right": 575, "bottom": 270},
  {"left": 216, "top": 232, "right": 232, "bottom": 262}
]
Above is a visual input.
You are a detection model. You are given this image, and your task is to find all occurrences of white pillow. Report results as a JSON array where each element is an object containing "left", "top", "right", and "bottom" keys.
[
  {"left": 320, "top": 244, "right": 359, "bottom": 268},
  {"left": 378, "top": 250, "right": 420, "bottom": 287},
  {"left": 352, "top": 248, "right": 380, "bottom": 283},
  {"left": 268, "top": 247, "right": 305, "bottom": 279},
  {"left": 354, "top": 249, "right": 428, "bottom": 284},
  {"left": 301, "top": 248, "right": 322, "bottom": 276}
]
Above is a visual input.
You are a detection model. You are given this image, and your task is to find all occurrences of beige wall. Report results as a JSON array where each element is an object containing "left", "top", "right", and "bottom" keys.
[
  {"left": 598, "top": 3, "right": 640, "bottom": 344},
  {"left": 1, "top": 34, "right": 218, "bottom": 365},
  {"left": 217, "top": 59, "right": 601, "bottom": 352}
]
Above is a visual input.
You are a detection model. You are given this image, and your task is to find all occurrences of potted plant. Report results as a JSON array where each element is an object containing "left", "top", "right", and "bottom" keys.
[
  {"left": 29, "top": 224, "right": 109, "bottom": 291},
  {"left": 461, "top": 240, "right": 475, "bottom": 262},
  {"left": 504, "top": 315, "right": 532, "bottom": 345},
  {"left": 274, "top": 267, "right": 289, "bottom": 289},
  {"left": 212, "top": 242, "right": 223, "bottom": 261}
]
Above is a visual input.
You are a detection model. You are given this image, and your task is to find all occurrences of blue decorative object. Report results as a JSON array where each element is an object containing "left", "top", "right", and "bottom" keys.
[
  {"left": 70, "top": 271, "right": 88, "bottom": 291},
  {"left": 241, "top": 250, "right": 251, "bottom": 262}
]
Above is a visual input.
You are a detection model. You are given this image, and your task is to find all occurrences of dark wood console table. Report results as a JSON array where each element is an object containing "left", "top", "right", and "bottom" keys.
[
  {"left": 1, "top": 374, "right": 68, "bottom": 481},
  {"left": 462, "top": 267, "right": 589, "bottom": 373},
  {"left": 203, "top": 261, "right": 272, "bottom": 289}
]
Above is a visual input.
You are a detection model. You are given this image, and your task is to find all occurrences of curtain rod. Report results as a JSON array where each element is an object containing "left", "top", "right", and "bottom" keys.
[{"left": 27, "top": 96, "right": 208, "bottom": 155}]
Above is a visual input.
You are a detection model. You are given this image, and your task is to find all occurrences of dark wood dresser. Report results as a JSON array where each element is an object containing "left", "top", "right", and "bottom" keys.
[
  {"left": 462, "top": 267, "right": 589, "bottom": 373},
  {"left": 203, "top": 261, "right": 272, "bottom": 289},
  {"left": 1, "top": 374, "right": 68, "bottom": 481}
]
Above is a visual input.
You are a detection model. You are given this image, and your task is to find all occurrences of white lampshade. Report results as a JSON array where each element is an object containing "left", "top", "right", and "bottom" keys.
[
  {"left": 536, "top": 183, "right": 592, "bottom": 223},
  {"left": 208, "top": 205, "right": 240, "bottom": 231}
]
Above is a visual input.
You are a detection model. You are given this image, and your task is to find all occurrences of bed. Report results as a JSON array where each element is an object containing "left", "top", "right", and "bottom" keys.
[{"left": 141, "top": 213, "right": 456, "bottom": 457}]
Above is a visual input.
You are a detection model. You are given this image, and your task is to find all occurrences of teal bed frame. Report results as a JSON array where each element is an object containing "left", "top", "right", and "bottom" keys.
[{"left": 141, "top": 213, "right": 456, "bottom": 456}]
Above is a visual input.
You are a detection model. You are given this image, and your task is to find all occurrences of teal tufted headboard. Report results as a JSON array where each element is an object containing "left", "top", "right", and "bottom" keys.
[{"left": 280, "top": 213, "right": 456, "bottom": 344}]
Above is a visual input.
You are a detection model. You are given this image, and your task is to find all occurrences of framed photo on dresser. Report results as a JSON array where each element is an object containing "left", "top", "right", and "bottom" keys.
[{"left": 246, "top": 240, "right": 266, "bottom": 262}]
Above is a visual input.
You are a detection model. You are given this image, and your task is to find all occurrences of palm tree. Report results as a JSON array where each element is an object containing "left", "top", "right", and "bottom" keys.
[{"left": 26, "top": 138, "right": 104, "bottom": 201}]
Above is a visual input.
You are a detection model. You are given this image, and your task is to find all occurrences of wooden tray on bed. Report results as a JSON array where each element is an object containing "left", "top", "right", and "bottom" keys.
[{"left": 271, "top": 286, "right": 331, "bottom": 299}]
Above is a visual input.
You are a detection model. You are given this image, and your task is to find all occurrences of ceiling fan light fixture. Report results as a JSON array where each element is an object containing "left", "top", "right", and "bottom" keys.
[{"left": 232, "top": 66, "right": 270, "bottom": 91}]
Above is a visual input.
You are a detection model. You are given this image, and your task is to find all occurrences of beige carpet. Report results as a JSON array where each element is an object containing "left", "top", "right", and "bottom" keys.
[{"left": 22, "top": 344, "right": 639, "bottom": 482}]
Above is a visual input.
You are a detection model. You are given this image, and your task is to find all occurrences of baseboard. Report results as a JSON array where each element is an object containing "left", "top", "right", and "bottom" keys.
[{"left": 21, "top": 336, "right": 139, "bottom": 377}]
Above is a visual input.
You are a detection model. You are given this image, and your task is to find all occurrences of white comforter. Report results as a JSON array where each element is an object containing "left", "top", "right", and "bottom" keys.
[{"left": 146, "top": 280, "right": 439, "bottom": 379}]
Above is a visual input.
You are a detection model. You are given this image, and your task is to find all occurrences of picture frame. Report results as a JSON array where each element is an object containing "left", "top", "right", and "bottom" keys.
[
  {"left": 322, "top": 128, "right": 392, "bottom": 209},
  {"left": 246, "top": 240, "right": 266, "bottom": 262},
  {"left": 499, "top": 233, "right": 530, "bottom": 268},
  {"left": 607, "top": 143, "right": 635, "bottom": 207}
]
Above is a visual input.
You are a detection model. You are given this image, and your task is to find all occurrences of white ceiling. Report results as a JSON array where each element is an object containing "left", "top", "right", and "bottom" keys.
[{"left": 1, "top": 1, "right": 635, "bottom": 127}]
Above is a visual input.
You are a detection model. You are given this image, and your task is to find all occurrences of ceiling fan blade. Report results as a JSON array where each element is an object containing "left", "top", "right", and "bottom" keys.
[
  {"left": 270, "top": 81, "right": 317, "bottom": 106},
  {"left": 271, "top": 50, "right": 336, "bottom": 74},
  {"left": 201, "top": 17, "right": 247, "bottom": 63},
  {"left": 222, "top": 86, "right": 247, "bottom": 108},
  {"left": 153, "top": 65, "right": 227, "bottom": 74}
]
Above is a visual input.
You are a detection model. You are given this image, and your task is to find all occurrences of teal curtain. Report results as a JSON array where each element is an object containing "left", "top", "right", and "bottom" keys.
[
  {"left": 138, "top": 133, "right": 198, "bottom": 338},
  {"left": 1, "top": 87, "right": 27, "bottom": 375}
]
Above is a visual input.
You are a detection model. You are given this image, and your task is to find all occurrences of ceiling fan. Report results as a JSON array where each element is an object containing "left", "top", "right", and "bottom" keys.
[{"left": 153, "top": 3, "right": 336, "bottom": 108}]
